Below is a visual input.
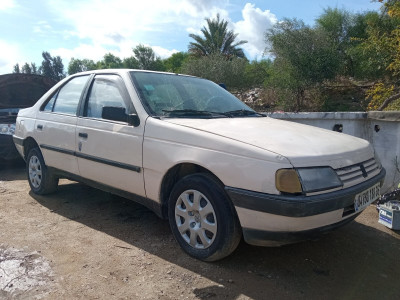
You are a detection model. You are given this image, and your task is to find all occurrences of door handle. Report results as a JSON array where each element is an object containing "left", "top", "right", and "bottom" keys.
[
  {"left": 79, "top": 132, "right": 88, "bottom": 138},
  {"left": 37, "top": 124, "right": 43, "bottom": 130}
]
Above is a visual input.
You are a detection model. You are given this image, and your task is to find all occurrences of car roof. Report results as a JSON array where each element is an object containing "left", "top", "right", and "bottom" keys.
[{"left": 70, "top": 69, "right": 197, "bottom": 79}]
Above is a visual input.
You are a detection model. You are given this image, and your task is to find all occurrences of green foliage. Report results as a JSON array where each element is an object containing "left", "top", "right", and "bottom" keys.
[
  {"left": 13, "top": 63, "right": 20, "bottom": 73},
  {"left": 133, "top": 44, "right": 165, "bottom": 71},
  {"left": 39, "top": 51, "right": 65, "bottom": 81},
  {"left": 180, "top": 53, "right": 247, "bottom": 89},
  {"left": 13, "top": 62, "right": 39, "bottom": 75},
  {"left": 12, "top": 2, "right": 400, "bottom": 112},
  {"left": 189, "top": 14, "right": 247, "bottom": 58},
  {"left": 163, "top": 52, "right": 189, "bottom": 73},
  {"left": 360, "top": 0, "right": 400, "bottom": 110},
  {"left": 14, "top": 52, "right": 65, "bottom": 80},
  {"left": 356, "top": 9, "right": 399, "bottom": 79},
  {"left": 96, "top": 53, "right": 123, "bottom": 69},
  {"left": 122, "top": 56, "right": 139, "bottom": 69},
  {"left": 366, "top": 82, "right": 396, "bottom": 110},
  {"left": 21, "top": 63, "right": 32, "bottom": 74},
  {"left": 243, "top": 59, "right": 272, "bottom": 87},
  {"left": 68, "top": 58, "right": 96, "bottom": 75},
  {"left": 316, "top": 8, "right": 357, "bottom": 76},
  {"left": 266, "top": 19, "right": 341, "bottom": 109},
  {"left": 267, "top": 19, "right": 341, "bottom": 85}
]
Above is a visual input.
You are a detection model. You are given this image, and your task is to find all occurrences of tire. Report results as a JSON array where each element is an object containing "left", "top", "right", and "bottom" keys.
[
  {"left": 26, "top": 147, "right": 58, "bottom": 195},
  {"left": 168, "top": 173, "right": 242, "bottom": 261}
]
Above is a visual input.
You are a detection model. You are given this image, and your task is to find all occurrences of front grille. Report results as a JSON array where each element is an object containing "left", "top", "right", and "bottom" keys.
[{"left": 335, "top": 158, "right": 380, "bottom": 188}]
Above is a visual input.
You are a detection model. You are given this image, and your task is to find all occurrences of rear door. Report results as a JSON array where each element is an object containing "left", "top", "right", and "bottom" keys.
[
  {"left": 36, "top": 75, "right": 91, "bottom": 174},
  {"left": 76, "top": 74, "right": 145, "bottom": 197}
]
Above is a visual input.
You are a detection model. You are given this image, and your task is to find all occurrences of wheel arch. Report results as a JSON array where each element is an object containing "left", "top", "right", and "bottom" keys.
[
  {"left": 23, "top": 137, "right": 40, "bottom": 160},
  {"left": 159, "top": 163, "right": 224, "bottom": 219}
]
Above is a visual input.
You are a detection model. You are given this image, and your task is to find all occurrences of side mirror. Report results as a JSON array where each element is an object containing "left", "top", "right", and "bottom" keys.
[
  {"left": 102, "top": 106, "right": 140, "bottom": 127},
  {"left": 127, "top": 114, "right": 140, "bottom": 127}
]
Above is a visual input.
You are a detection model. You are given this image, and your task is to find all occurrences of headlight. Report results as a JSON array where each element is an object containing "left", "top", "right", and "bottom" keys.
[
  {"left": 276, "top": 167, "right": 342, "bottom": 194},
  {"left": 297, "top": 167, "right": 342, "bottom": 193},
  {"left": 0, "top": 124, "right": 16, "bottom": 135}
]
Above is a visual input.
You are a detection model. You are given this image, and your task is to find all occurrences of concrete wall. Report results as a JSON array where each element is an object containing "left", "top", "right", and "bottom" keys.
[{"left": 265, "top": 111, "right": 400, "bottom": 193}]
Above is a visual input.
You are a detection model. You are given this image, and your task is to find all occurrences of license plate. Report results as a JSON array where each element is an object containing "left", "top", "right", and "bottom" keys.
[{"left": 354, "top": 183, "right": 380, "bottom": 212}]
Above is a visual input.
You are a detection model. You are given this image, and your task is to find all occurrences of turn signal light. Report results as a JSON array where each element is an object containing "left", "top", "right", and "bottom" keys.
[{"left": 275, "top": 169, "right": 302, "bottom": 194}]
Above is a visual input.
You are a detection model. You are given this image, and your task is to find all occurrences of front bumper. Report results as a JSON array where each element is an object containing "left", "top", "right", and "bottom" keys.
[{"left": 226, "top": 168, "right": 386, "bottom": 246}]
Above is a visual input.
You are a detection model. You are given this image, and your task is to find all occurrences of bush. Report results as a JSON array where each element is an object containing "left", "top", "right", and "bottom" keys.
[{"left": 180, "top": 53, "right": 247, "bottom": 89}]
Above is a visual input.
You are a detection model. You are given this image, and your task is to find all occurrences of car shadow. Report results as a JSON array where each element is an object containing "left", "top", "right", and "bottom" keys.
[
  {"left": 25, "top": 180, "right": 400, "bottom": 299},
  {"left": 0, "top": 160, "right": 26, "bottom": 181}
]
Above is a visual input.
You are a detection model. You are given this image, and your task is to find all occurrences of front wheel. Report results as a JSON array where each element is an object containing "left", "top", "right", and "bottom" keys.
[
  {"left": 168, "top": 174, "right": 241, "bottom": 261},
  {"left": 26, "top": 147, "right": 58, "bottom": 195}
]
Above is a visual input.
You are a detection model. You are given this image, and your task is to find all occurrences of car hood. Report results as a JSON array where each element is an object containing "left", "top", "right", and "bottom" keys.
[{"left": 164, "top": 117, "right": 374, "bottom": 168}]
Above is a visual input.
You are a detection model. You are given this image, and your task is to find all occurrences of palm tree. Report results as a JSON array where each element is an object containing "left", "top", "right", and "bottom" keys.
[{"left": 188, "top": 14, "right": 248, "bottom": 59}]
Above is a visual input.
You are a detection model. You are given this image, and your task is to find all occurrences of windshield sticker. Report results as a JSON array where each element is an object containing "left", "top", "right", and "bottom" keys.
[{"left": 144, "top": 85, "right": 155, "bottom": 91}]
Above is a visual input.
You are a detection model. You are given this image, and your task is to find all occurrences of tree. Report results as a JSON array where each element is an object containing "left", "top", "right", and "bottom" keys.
[
  {"left": 188, "top": 14, "right": 247, "bottom": 58},
  {"left": 96, "top": 53, "right": 123, "bottom": 69},
  {"left": 13, "top": 62, "right": 39, "bottom": 74},
  {"left": 163, "top": 52, "right": 189, "bottom": 73},
  {"left": 31, "top": 63, "right": 38, "bottom": 74},
  {"left": 21, "top": 63, "right": 32, "bottom": 74},
  {"left": 68, "top": 58, "right": 96, "bottom": 75},
  {"left": 316, "top": 8, "right": 356, "bottom": 76},
  {"left": 39, "top": 51, "right": 65, "bottom": 81},
  {"left": 133, "top": 44, "right": 165, "bottom": 71},
  {"left": 181, "top": 53, "right": 247, "bottom": 89},
  {"left": 266, "top": 19, "right": 341, "bottom": 110},
  {"left": 243, "top": 59, "right": 272, "bottom": 87},
  {"left": 122, "top": 56, "right": 139, "bottom": 69},
  {"left": 361, "top": 0, "right": 400, "bottom": 110},
  {"left": 345, "top": 11, "right": 385, "bottom": 79},
  {"left": 13, "top": 63, "right": 20, "bottom": 73}
]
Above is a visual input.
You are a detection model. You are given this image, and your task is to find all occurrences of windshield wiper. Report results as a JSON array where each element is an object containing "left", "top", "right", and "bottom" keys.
[
  {"left": 162, "top": 109, "right": 228, "bottom": 118},
  {"left": 224, "top": 109, "right": 265, "bottom": 117}
]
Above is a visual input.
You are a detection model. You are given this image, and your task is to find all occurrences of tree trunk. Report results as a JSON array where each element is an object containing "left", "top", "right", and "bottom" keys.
[{"left": 378, "top": 92, "right": 400, "bottom": 111}]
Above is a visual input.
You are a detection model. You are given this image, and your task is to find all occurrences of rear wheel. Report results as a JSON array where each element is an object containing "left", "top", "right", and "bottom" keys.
[
  {"left": 168, "top": 174, "right": 241, "bottom": 261},
  {"left": 26, "top": 147, "right": 58, "bottom": 195}
]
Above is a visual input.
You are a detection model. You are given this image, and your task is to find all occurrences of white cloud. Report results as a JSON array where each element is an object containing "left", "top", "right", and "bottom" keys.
[
  {"left": 47, "top": 0, "right": 226, "bottom": 46},
  {"left": 39, "top": 0, "right": 275, "bottom": 67},
  {"left": 51, "top": 44, "right": 110, "bottom": 63},
  {"left": 0, "top": 0, "right": 15, "bottom": 10},
  {"left": 152, "top": 46, "right": 179, "bottom": 59},
  {"left": 33, "top": 21, "right": 52, "bottom": 34},
  {"left": 0, "top": 40, "right": 24, "bottom": 74},
  {"left": 233, "top": 3, "right": 278, "bottom": 59}
]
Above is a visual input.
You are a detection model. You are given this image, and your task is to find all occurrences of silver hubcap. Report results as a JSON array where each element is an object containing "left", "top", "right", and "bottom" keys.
[
  {"left": 28, "top": 155, "right": 42, "bottom": 189},
  {"left": 175, "top": 190, "right": 217, "bottom": 249}
]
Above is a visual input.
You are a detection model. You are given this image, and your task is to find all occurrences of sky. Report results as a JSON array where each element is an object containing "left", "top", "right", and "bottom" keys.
[{"left": 0, "top": 0, "right": 383, "bottom": 75}]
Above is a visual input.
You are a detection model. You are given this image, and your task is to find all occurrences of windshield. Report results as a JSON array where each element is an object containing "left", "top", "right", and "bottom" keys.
[{"left": 130, "top": 71, "right": 259, "bottom": 118}]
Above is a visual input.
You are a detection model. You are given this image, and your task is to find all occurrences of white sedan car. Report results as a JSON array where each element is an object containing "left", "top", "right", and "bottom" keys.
[{"left": 13, "top": 69, "right": 385, "bottom": 261}]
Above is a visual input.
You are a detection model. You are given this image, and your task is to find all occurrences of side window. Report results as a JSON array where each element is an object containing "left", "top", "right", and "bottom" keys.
[
  {"left": 43, "top": 93, "right": 57, "bottom": 112},
  {"left": 85, "top": 75, "right": 128, "bottom": 119},
  {"left": 50, "top": 75, "right": 89, "bottom": 115}
]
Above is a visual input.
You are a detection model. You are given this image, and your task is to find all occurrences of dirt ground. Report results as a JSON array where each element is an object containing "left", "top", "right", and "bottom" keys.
[{"left": 0, "top": 162, "right": 399, "bottom": 300}]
